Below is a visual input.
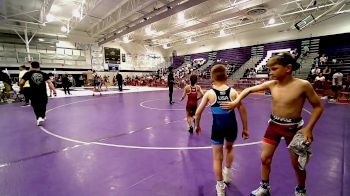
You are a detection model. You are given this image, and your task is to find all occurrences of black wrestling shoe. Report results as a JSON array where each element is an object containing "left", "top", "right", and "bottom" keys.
[{"left": 188, "top": 126, "right": 193, "bottom": 134}]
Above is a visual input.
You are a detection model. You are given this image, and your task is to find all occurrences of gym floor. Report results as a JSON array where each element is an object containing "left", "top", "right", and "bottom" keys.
[{"left": 0, "top": 88, "right": 349, "bottom": 196}]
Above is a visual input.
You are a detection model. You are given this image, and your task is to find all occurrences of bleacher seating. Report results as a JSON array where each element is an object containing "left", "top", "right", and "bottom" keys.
[
  {"left": 172, "top": 56, "right": 184, "bottom": 69},
  {"left": 197, "top": 46, "right": 251, "bottom": 78},
  {"left": 318, "top": 54, "right": 350, "bottom": 77},
  {"left": 190, "top": 52, "right": 208, "bottom": 62},
  {"left": 264, "top": 40, "right": 301, "bottom": 56},
  {"left": 256, "top": 48, "right": 291, "bottom": 71},
  {"left": 255, "top": 40, "right": 301, "bottom": 71},
  {"left": 320, "top": 33, "right": 350, "bottom": 56},
  {"left": 318, "top": 34, "right": 350, "bottom": 77}
]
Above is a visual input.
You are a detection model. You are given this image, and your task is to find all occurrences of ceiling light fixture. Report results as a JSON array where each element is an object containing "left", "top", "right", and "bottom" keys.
[
  {"left": 178, "top": 12, "right": 185, "bottom": 24},
  {"left": 46, "top": 14, "right": 55, "bottom": 22},
  {"left": 72, "top": 9, "right": 80, "bottom": 18},
  {"left": 186, "top": 37, "right": 196, "bottom": 44},
  {"left": 263, "top": 16, "right": 285, "bottom": 28},
  {"left": 61, "top": 26, "right": 68, "bottom": 32},
  {"left": 123, "top": 35, "right": 131, "bottom": 43},
  {"left": 268, "top": 17, "right": 275, "bottom": 25},
  {"left": 145, "top": 26, "right": 154, "bottom": 35},
  {"left": 219, "top": 29, "right": 227, "bottom": 37}
]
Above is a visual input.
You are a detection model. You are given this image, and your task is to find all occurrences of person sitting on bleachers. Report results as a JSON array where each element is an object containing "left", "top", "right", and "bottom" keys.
[
  {"left": 320, "top": 54, "right": 328, "bottom": 65},
  {"left": 314, "top": 73, "right": 326, "bottom": 89},
  {"left": 248, "top": 68, "right": 256, "bottom": 78},
  {"left": 313, "top": 57, "right": 319, "bottom": 67},
  {"left": 332, "top": 58, "right": 337, "bottom": 64},
  {"left": 243, "top": 68, "right": 251, "bottom": 77},
  {"left": 322, "top": 66, "right": 332, "bottom": 81},
  {"left": 310, "top": 66, "right": 321, "bottom": 81}
]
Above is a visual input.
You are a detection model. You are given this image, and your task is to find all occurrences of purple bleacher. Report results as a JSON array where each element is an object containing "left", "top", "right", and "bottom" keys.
[
  {"left": 172, "top": 56, "right": 184, "bottom": 68},
  {"left": 190, "top": 52, "right": 208, "bottom": 61},
  {"left": 319, "top": 33, "right": 350, "bottom": 56},
  {"left": 194, "top": 46, "right": 251, "bottom": 76},
  {"left": 263, "top": 40, "right": 301, "bottom": 56},
  {"left": 216, "top": 46, "right": 251, "bottom": 67}
]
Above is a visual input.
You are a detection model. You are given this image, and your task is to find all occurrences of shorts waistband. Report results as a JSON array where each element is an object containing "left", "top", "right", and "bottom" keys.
[{"left": 270, "top": 114, "right": 303, "bottom": 124}]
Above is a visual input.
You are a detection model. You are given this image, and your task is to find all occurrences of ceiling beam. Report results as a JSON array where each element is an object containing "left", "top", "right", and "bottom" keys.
[
  {"left": 168, "top": 1, "right": 342, "bottom": 46},
  {"left": 0, "top": 17, "right": 43, "bottom": 25},
  {"left": 68, "top": 0, "right": 104, "bottom": 31},
  {"left": 98, "top": 0, "right": 211, "bottom": 45},
  {"left": 40, "top": 0, "right": 55, "bottom": 23},
  {"left": 88, "top": 0, "right": 159, "bottom": 37},
  {"left": 108, "top": 0, "right": 185, "bottom": 33},
  {"left": 157, "top": 0, "right": 169, "bottom": 4},
  {"left": 6, "top": 10, "right": 39, "bottom": 18}
]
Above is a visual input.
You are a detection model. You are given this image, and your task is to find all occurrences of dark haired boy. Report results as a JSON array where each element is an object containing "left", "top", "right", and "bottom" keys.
[{"left": 180, "top": 74, "right": 204, "bottom": 133}]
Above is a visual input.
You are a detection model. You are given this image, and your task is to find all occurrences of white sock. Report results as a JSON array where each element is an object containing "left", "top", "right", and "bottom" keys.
[
  {"left": 217, "top": 180, "right": 224, "bottom": 186},
  {"left": 224, "top": 166, "right": 231, "bottom": 172}
]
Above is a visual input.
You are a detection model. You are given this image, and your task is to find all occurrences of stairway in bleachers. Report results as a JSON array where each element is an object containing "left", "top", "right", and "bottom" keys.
[
  {"left": 208, "top": 51, "right": 217, "bottom": 61},
  {"left": 251, "top": 45, "right": 264, "bottom": 57},
  {"left": 294, "top": 53, "right": 318, "bottom": 80},
  {"left": 184, "top": 55, "right": 191, "bottom": 63},
  {"left": 195, "top": 51, "right": 217, "bottom": 72},
  {"left": 302, "top": 38, "right": 320, "bottom": 54},
  {"left": 294, "top": 38, "right": 320, "bottom": 80},
  {"left": 230, "top": 56, "right": 262, "bottom": 81}
]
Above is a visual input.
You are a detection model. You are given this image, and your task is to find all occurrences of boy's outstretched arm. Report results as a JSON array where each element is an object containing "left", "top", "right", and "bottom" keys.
[
  {"left": 194, "top": 92, "right": 209, "bottom": 135},
  {"left": 300, "top": 81, "right": 324, "bottom": 143},
  {"left": 220, "top": 81, "right": 274, "bottom": 110}
]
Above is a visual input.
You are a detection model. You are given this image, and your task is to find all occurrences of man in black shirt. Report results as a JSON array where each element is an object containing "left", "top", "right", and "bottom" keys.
[
  {"left": 116, "top": 72, "right": 123, "bottom": 91},
  {"left": 20, "top": 62, "right": 57, "bottom": 126},
  {"left": 168, "top": 67, "right": 175, "bottom": 104},
  {"left": 62, "top": 74, "right": 71, "bottom": 95}
]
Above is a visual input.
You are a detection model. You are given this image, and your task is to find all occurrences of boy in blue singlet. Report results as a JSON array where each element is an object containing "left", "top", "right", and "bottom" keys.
[{"left": 195, "top": 64, "right": 249, "bottom": 196}]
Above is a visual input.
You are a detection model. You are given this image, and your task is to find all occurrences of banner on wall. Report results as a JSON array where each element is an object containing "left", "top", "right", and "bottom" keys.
[
  {"left": 91, "top": 44, "right": 104, "bottom": 71},
  {"left": 108, "top": 64, "right": 119, "bottom": 71},
  {"left": 122, "top": 53, "right": 126, "bottom": 62}
]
